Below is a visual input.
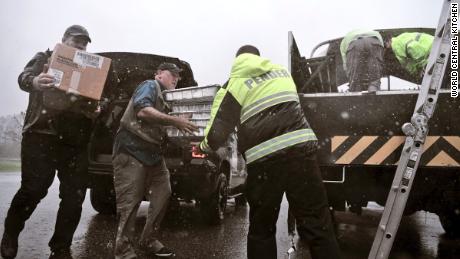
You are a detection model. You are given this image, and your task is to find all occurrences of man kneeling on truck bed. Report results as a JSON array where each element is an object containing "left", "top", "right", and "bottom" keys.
[
  {"left": 340, "top": 29, "right": 384, "bottom": 92},
  {"left": 197, "top": 45, "right": 341, "bottom": 259},
  {"left": 112, "top": 63, "right": 198, "bottom": 259}
]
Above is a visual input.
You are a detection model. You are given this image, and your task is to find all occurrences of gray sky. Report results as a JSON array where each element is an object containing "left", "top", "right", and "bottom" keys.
[{"left": 0, "top": 0, "right": 440, "bottom": 116}]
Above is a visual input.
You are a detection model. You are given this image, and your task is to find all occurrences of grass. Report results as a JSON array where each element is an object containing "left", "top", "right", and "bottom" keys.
[{"left": 0, "top": 160, "right": 21, "bottom": 172}]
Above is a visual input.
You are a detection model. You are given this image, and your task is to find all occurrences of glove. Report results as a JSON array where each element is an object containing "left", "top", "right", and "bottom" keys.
[{"left": 337, "top": 84, "right": 349, "bottom": 93}]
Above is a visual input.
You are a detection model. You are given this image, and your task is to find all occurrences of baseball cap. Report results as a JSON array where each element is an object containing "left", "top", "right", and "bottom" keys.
[
  {"left": 63, "top": 25, "right": 91, "bottom": 43},
  {"left": 157, "top": 62, "right": 182, "bottom": 76}
]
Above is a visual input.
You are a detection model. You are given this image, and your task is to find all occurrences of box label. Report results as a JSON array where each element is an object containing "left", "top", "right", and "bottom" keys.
[
  {"left": 73, "top": 51, "right": 103, "bottom": 68},
  {"left": 47, "top": 68, "right": 64, "bottom": 87}
]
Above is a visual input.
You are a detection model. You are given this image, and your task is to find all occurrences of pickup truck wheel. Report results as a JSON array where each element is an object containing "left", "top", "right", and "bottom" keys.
[
  {"left": 90, "top": 185, "right": 116, "bottom": 215},
  {"left": 201, "top": 173, "right": 228, "bottom": 225},
  {"left": 439, "top": 210, "right": 460, "bottom": 238}
]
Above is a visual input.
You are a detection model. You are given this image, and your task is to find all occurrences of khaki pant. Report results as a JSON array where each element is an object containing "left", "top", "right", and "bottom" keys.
[{"left": 113, "top": 153, "right": 171, "bottom": 259}]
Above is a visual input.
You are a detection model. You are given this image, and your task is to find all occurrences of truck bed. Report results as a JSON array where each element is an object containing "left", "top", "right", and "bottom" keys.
[{"left": 300, "top": 90, "right": 459, "bottom": 167}]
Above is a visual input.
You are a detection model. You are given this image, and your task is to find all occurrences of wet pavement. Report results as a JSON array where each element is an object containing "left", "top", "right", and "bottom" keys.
[{"left": 1, "top": 171, "right": 460, "bottom": 259}]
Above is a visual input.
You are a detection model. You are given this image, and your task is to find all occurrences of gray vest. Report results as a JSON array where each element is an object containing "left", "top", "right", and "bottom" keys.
[{"left": 119, "top": 80, "right": 170, "bottom": 145}]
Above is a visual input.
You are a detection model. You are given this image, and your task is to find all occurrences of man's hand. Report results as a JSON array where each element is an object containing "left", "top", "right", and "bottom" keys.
[
  {"left": 173, "top": 117, "right": 199, "bottom": 135},
  {"left": 81, "top": 105, "right": 101, "bottom": 120},
  {"left": 32, "top": 64, "right": 55, "bottom": 91},
  {"left": 419, "top": 68, "right": 426, "bottom": 79},
  {"left": 137, "top": 107, "right": 199, "bottom": 134}
]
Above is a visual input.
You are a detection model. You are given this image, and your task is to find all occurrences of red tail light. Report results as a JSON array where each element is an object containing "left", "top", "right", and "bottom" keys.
[{"left": 191, "top": 145, "right": 206, "bottom": 158}]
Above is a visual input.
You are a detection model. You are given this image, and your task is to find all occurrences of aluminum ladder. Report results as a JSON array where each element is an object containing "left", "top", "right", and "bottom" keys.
[{"left": 368, "top": 0, "right": 454, "bottom": 258}]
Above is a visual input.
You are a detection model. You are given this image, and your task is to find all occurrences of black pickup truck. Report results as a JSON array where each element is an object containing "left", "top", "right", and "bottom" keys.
[{"left": 87, "top": 52, "right": 245, "bottom": 224}]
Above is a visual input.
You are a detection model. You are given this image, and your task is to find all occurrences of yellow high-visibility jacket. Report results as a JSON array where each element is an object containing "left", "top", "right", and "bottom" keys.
[
  {"left": 391, "top": 32, "right": 434, "bottom": 75},
  {"left": 200, "top": 54, "right": 318, "bottom": 165}
]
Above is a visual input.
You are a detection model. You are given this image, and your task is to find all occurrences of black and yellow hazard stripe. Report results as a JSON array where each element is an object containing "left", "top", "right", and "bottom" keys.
[{"left": 331, "top": 136, "right": 460, "bottom": 167}]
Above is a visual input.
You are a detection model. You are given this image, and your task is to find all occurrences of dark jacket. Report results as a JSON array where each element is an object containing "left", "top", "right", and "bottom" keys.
[{"left": 18, "top": 50, "right": 93, "bottom": 146}]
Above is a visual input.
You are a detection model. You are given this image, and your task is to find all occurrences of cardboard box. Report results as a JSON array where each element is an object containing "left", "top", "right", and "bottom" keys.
[{"left": 47, "top": 43, "right": 111, "bottom": 100}]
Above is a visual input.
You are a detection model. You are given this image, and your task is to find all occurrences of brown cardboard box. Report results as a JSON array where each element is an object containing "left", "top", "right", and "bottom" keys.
[{"left": 46, "top": 43, "right": 111, "bottom": 101}]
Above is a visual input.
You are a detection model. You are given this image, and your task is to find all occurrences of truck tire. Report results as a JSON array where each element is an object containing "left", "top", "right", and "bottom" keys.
[
  {"left": 439, "top": 210, "right": 460, "bottom": 238},
  {"left": 200, "top": 173, "right": 228, "bottom": 225},
  {"left": 90, "top": 185, "right": 116, "bottom": 215}
]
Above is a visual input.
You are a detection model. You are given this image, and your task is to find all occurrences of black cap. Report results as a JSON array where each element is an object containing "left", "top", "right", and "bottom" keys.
[
  {"left": 157, "top": 62, "right": 182, "bottom": 76},
  {"left": 63, "top": 25, "right": 91, "bottom": 43}
]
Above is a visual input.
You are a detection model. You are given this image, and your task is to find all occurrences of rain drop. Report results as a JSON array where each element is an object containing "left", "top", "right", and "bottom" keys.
[
  {"left": 308, "top": 102, "right": 317, "bottom": 109},
  {"left": 340, "top": 111, "right": 350, "bottom": 120}
]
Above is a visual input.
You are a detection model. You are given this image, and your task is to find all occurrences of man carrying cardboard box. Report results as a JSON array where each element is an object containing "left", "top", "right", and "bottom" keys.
[{"left": 1, "top": 25, "right": 98, "bottom": 259}]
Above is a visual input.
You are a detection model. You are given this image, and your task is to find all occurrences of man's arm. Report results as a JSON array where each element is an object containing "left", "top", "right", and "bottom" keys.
[
  {"left": 200, "top": 82, "right": 242, "bottom": 153},
  {"left": 18, "top": 52, "right": 55, "bottom": 92},
  {"left": 133, "top": 80, "right": 197, "bottom": 134},
  {"left": 137, "top": 107, "right": 198, "bottom": 134}
]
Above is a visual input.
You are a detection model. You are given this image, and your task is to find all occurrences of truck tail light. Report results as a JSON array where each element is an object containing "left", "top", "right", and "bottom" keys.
[{"left": 191, "top": 145, "right": 207, "bottom": 158}]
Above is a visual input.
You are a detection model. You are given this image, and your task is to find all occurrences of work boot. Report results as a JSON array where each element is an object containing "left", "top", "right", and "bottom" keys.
[
  {"left": 367, "top": 80, "right": 380, "bottom": 93},
  {"left": 349, "top": 204, "right": 363, "bottom": 215},
  {"left": 1, "top": 232, "right": 18, "bottom": 259},
  {"left": 115, "top": 236, "right": 138, "bottom": 259},
  {"left": 140, "top": 240, "right": 175, "bottom": 257},
  {"left": 49, "top": 248, "right": 73, "bottom": 259},
  {"left": 367, "top": 86, "right": 378, "bottom": 94},
  {"left": 154, "top": 247, "right": 175, "bottom": 257}
]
